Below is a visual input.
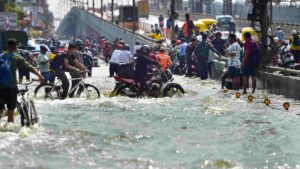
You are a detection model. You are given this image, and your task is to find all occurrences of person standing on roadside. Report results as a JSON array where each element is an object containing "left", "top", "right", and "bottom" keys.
[
  {"left": 242, "top": 32, "right": 258, "bottom": 94},
  {"left": 226, "top": 34, "right": 241, "bottom": 90},
  {"left": 182, "top": 13, "right": 195, "bottom": 41},
  {"left": 38, "top": 45, "right": 50, "bottom": 83},
  {"left": 159, "top": 14, "right": 164, "bottom": 37},
  {"left": 211, "top": 31, "right": 226, "bottom": 56},
  {"left": 185, "top": 37, "right": 197, "bottom": 77},
  {"left": 289, "top": 30, "right": 300, "bottom": 63},
  {"left": 0, "top": 38, "right": 44, "bottom": 123},
  {"left": 274, "top": 26, "right": 284, "bottom": 42}
]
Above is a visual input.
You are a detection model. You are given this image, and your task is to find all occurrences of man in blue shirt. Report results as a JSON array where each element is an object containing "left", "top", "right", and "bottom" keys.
[{"left": 179, "top": 38, "right": 188, "bottom": 67}]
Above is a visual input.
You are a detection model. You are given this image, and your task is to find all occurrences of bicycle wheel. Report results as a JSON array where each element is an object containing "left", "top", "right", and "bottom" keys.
[
  {"left": 77, "top": 84, "right": 100, "bottom": 99},
  {"left": 29, "top": 100, "right": 39, "bottom": 125},
  {"left": 34, "top": 83, "right": 60, "bottom": 100},
  {"left": 17, "top": 102, "right": 30, "bottom": 127}
]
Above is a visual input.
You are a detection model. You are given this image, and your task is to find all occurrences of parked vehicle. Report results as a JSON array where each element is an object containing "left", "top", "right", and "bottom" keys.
[
  {"left": 216, "top": 15, "right": 236, "bottom": 33},
  {"left": 194, "top": 19, "right": 217, "bottom": 32}
]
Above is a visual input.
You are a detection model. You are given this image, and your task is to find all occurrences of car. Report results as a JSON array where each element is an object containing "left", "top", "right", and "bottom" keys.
[{"left": 216, "top": 15, "right": 236, "bottom": 33}]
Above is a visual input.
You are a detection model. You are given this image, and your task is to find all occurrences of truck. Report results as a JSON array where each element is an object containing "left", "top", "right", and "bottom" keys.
[
  {"left": 118, "top": 6, "right": 139, "bottom": 30},
  {"left": 138, "top": 0, "right": 149, "bottom": 19}
]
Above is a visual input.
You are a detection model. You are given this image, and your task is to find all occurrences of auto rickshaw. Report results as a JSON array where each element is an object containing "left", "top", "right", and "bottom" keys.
[
  {"left": 148, "top": 32, "right": 162, "bottom": 40},
  {"left": 194, "top": 19, "right": 217, "bottom": 32},
  {"left": 241, "top": 27, "right": 260, "bottom": 42}
]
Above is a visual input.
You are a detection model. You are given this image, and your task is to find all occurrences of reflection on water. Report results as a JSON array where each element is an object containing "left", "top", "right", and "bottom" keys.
[{"left": 0, "top": 62, "right": 300, "bottom": 169}]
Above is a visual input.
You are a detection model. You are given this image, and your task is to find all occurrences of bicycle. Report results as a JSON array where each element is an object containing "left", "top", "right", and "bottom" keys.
[
  {"left": 17, "top": 79, "right": 39, "bottom": 127},
  {"left": 34, "top": 75, "right": 100, "bottom": 100}
]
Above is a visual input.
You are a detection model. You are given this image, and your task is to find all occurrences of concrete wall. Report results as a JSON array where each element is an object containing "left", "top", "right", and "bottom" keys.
[{"left": 260, "top": 72, "right": 300, "bottom": 100}]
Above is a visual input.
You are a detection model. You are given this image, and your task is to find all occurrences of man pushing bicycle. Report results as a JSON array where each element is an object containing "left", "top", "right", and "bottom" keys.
[{"left": 0, "top": 38, "right": 44, "bottom": 123}]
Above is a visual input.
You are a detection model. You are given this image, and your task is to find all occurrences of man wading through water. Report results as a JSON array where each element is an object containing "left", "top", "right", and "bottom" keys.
[{"left": 0, "top": 38, "right": 44, "bottom": 123}]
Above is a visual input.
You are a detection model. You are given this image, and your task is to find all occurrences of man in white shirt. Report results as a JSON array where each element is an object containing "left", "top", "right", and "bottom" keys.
[
  {"left": 119, "top": 44, "right": 132, "bottom": 64},
  {"left": 38, "top": 45, "right": 50, "bottom": 83},
  {"left": 118, "top": 44, "right": 135, "bottom": 79},
  {"left": 133, "top": 41, "right": 141, "bottom": 55},
  {"left": 226, "top": 33, "right": 241, "bottom": 90},
  {"left": 109, "top": 44, "right": 122, "bottom": 77}
]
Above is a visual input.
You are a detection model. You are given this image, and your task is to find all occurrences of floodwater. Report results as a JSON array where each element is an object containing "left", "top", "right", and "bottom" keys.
[{"left": 1, "top": 61, "right": 300, "bottom": 169}]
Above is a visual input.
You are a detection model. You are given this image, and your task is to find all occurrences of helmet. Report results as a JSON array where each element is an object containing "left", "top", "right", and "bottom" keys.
[
  {"left": 140, "top": 45, "right": 150, "bottom": 55},
  {"left": 276, "top": 26, "right": 281, "bottom": 30},
  {"left": 176, "top": 40, "right": 181, "bottom": 45},
  {"left": 291, "top": 30, "right": 297, "bottom": 35},
  {"left": 75, "top": 39, "right": 84, "bottom": 45},
  {"left": 40, "top": 44, "right": 48, "bottom": 51},
  {"left": 124, "top": 44, "right": 130, "bottom": 51}
]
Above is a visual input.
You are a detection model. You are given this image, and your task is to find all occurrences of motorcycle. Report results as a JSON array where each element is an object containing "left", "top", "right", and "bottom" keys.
[
  {"left": 113, "top": 65, "right": 185, "bottom": 98},
  {"left": 278, "top": 42, "right": 300, "bottom": 69}
]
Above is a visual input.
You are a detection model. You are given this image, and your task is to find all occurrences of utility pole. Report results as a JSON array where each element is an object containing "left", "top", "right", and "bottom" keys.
[
  {"left": 171, "top": 0, "right": 175, "bottom": 41},
  {"left": 112, "top": 0, "right": 114, "bottom": 23},
  {"left": 93, "top": 0, "right": 95, "bottom": 14},
  {"left": 133, "top": 0, "right": 136, "bottom": 32},
  {"left": 101, "top": 0, "right": 103, "bottom": 18}
]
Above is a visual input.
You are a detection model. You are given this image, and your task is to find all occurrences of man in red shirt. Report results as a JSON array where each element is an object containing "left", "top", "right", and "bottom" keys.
[
  {"left": 242, "top": 32, "right": 257, "bottom": 94},
  {"left": 103, "top": 42, "right": 112, "bottom": 63},
  {"left": 182, "top": 13, "right": 195, "bottom": 41}
]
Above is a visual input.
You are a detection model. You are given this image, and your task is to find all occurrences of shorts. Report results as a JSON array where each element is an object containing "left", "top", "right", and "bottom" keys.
[
  {"left": 41, "top": 72, "right": 50, "bottom": 81},
  {"left": 228, "top": 67, "right": 240, "bottom": 78},
  {"left": 0, "top": 87, "right": 18, "bottom": 110},
  {"left": 242, "top": 67, "right": 257, "bottom": 77}
]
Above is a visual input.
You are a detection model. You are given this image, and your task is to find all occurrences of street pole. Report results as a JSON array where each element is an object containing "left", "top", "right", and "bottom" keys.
[
  {"left": 171, "top": 0, "right": 175, "bottom": 41},
  {"left": 101, "top": 0, "right": 103, "bottom": 18},
  {"left": 93, "top": 0, "right": 95, "bottom": 14},
  {"left": 270, "top": 0, "right": 273, "bottom": 25},
  {"left": 112, "top": 0, "right": 114, "bottom": 23},
  {"left": 133, "top": 0, "right": 136, "bottom": 33}
]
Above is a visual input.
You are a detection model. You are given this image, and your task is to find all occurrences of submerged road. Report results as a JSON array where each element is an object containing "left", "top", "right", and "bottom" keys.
[{"left": 0, "top": 60, "right": 300, "bottom": 168}]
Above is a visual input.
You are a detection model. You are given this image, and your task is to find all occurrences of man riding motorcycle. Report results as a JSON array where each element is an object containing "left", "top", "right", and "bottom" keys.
[{"left": 135, "top": 45, "right": 159, "bottom": 95}]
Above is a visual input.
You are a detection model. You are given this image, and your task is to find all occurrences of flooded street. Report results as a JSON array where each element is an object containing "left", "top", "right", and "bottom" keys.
[{"left": 1, "top": 61, "right": 300, "bottom": 169}]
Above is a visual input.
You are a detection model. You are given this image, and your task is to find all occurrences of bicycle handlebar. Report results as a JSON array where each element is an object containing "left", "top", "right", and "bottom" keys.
[{"left": 18, "top": 79, "right": 39, "bottom": 86}]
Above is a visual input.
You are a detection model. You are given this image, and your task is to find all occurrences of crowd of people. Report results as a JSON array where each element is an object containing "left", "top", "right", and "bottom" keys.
[{"left": 2, "top": 12, "right": 300, "bottom": 124}]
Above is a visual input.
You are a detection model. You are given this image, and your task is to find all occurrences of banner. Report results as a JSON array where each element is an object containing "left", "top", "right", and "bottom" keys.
[{"left": 0, "top": 12, "right": 17, "bottom": 30}]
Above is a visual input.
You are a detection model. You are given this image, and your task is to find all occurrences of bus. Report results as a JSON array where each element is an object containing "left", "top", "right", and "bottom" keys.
[{"left": 118, "top": 6, "right": 139, "bottom": 30}]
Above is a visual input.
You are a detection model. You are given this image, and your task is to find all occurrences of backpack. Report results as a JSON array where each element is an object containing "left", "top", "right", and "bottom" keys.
[
  {"left": 0, "top": 53, "right": 13, "bottom": 88},
  {"left": 166, "top": 19, "right": 172, "bottom": 29},
  {"left": 250, "top": 43, "right": 262, "bottom": 68},
  {"left": 293, "top": 35, "right": 300, "bottom": 46}
]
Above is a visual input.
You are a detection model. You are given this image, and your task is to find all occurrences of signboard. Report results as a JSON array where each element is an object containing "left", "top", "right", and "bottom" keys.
[{"left": 0, "top": 12, "right": 17, "bottom": 30}]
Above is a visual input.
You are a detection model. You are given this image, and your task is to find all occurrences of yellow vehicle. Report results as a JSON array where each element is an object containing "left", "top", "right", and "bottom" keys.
[
  {"left": 148, "top": 32, "right": 162, "bottom": 40},
  {"left": 194, "top": 19, "right": 217, "bottom": 32},
  {"left": 241, "top": 27, "right": 260, "bottom": 42}
]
